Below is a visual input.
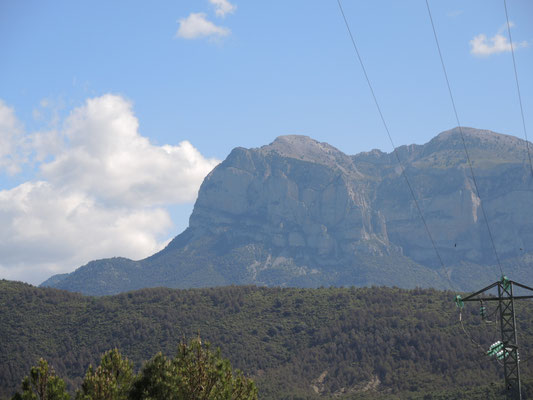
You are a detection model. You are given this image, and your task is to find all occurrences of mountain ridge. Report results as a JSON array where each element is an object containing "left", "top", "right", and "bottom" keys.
[{"left": 42, "top": 127, "right": 533, "bottom": 295}]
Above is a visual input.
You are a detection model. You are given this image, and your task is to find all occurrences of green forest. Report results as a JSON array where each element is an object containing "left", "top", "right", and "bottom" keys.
[
  {"left": 10, "top": 339, "right": 257, "bottom": 400},
  {"left": 1, "top": 280, "right": 533, "bottom": 399}
]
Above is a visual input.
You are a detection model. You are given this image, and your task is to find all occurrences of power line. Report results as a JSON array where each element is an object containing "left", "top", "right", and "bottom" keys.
[
  {"left": 422, "top": 4, "right": 533, "bottom": 388},
  {"left": 424, "top": 0, "right": 504, "bottom": 278},
  {"left": 335, "top": 0, "right": 529, "bottom": 373},
  {"left": 504, "top": 0, "right": 533, "bottom": 178},
  {"left": 336, "top": 6, "right": 466, "bottom": 355},
  {"left": 459, "top": 310, "right": 503, "bottom": 367},
  {"left": 335, "top": 0, "right": 446, "bottom": 273}
]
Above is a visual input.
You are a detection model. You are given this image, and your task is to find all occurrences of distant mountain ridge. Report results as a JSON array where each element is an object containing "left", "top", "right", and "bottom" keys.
[{"left": 42, "top": 127, "right": 533, "bottom": 295}]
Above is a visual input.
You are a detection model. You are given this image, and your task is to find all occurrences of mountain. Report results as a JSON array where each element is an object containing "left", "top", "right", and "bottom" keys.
[
  {"left": 42, "top": 127, "right": 533, "bottom": 295},
  {"left": 3, "top": 280, "right": 533, "bottom": 399}
]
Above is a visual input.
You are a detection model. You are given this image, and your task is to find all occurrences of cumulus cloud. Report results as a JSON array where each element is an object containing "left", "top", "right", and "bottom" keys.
[
  {"left": 470, "top": 23, "right": 528, "bottom": 57},
  {"left": 176, "top": 12, "right": 230, "bottom": 39},
  {"left": 0, "top": 181, "right": 172, "bottom": 284},
  {"left": 209, "top": 0, "right": 236, "bottom": 18},
  {"left": 0, "top": 95, "right": 220, "bottom": 284},
  {"left": 0, "top": 100, "right": 26, "bottom": 174},
  {"left": 41, "top": 95, "right": 219, "bottom": 207}
]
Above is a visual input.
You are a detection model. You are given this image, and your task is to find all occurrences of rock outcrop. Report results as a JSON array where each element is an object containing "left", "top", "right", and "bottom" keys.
[{"left": 42, "top": 128, "right": 533, "bottom": 295}]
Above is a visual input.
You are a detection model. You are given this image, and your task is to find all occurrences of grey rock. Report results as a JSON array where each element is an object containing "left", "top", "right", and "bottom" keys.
[{"left": 43, "top": 128, "right": 533, "bottom": 295}]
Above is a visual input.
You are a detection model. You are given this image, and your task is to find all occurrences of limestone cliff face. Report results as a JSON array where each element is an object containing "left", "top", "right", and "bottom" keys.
[
  {"left": 190, "top": 135, "right": 391, "bottom": 260},
  {"left": 189, "top": 128, "right": 533, "bottom": 270},
  {"left": 354, "top": 127, "right": 533, "bottom": 268},
  {"left": 42, "top": 128, "right": 533, "bottom": 295}
]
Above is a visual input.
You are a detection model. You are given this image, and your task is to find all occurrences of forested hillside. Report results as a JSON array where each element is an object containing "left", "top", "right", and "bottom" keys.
[{"left": 2, "top": 280, "right": 533, "bottom": 399}]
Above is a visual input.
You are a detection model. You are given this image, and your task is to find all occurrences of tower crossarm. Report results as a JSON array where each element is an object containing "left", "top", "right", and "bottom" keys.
[{"left": 454, "top": 276, "right": 533, "bottom": 400}]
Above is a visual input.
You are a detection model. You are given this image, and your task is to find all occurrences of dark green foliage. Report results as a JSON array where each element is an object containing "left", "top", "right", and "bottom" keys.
[
  {"left": 11, "top": 359, "right": 70, "bottom": 400},
  {"left": 130, "top": 338, "right": 257, "bottom": 399},
  {"left": 10, "top": 341, "right": 256, "bottom": 400},
  {"left": 1, "top": 280, "right": 533, "bottom": 399},
  {"left": 75, "top": 349, "right": 134, "bottom": 400}
]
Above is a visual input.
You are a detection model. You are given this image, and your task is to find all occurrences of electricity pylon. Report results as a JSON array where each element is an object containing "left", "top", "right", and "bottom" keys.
[{"left": 455, "top": 276, "right": 533, "bottom": 400}]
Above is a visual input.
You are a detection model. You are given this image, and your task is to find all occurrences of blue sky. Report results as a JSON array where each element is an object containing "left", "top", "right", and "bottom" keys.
[{"left": 1, "top": 0, "right": 532, "bottom": 284}]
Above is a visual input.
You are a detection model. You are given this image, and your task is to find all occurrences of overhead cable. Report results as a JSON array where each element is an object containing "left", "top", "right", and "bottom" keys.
[
  {"left": 336, "top": 0, "right": 446, "bottom": 272},
  {"left": 424, "top": 0, "right": 504, "bottom": 278},
  {"left": 504, "top": 0, "right": 533, "bottom": 177}
]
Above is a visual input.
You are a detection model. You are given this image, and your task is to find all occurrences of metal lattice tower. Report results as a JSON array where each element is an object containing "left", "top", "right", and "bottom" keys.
[
  {"left": 456, "top": 276, "right": 533, "bottom": 400},
  {"left": 498, "top": 279, "right": 521, "bottom": 397}
]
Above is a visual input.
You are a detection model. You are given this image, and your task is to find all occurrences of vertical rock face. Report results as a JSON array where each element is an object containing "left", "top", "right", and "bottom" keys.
[
  {"left": 190, "top": 135, "right": 391, "bottom": 259},
  {"left": 42, "top": 128, "right": 533, "bottom": 295},
  {"left": 355, "top": 127, "right": 533, "bottom": 268}
]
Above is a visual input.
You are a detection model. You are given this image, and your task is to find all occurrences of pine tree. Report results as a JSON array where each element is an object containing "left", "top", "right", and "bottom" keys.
[
  {"left": 75, "top": 348, "right": 134, "bottom": 400},
  {"left": 129, "top": 337, "right": 258, "bottom": 400},
  {"left": 11, "top": 358, "right": 70, "bottom": 400}
]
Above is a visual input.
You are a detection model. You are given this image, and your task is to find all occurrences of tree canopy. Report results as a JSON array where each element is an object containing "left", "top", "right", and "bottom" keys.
[
  {"left": 11, "top": 340, "right": 257, "bottom": 400},
  {"left": 2, "top": 281, "right": 533, "bottom": 399},
  {"left": 11, "top": 359, "right": 70, "bottom": 400}
]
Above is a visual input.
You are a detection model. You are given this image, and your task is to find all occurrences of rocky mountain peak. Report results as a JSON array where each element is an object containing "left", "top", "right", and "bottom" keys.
[
  {"left": 428, "top": 126, "right": 527, "bottom": 156},
  {"left": 259, "top": 135, "right": 357, "bottom": 172},
  {"left": 190, "top": 133, "right": 385, "bottom": 255},
  {"left": 262, "top": 135, "right": 338, "bottom": 157},
  {"left": 41, "top": 128, "right": 533, "bottom": 295},
  {"left": 374, "top": 127, "right": 531, "bottom": 168},
  {"left": 434, "top": 126, "right": 512, "bottom": 142}
]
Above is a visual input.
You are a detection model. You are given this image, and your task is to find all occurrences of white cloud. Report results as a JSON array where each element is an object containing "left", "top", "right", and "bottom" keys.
[
  {"left": 0, "top": 95, "right": 220, "bottom": 284},
  {"left": 0, "top": 100, "right": 26, "bottom": 174},
  {"left": 176, "top": 12, "right": 230, "bottom": 39},
  {"left": 209, "top": 0, "right": 236, "bottom": 18},
  {"left": 0, "top": 181, "right": 172, "bottom": 284},
  {"left": 41, "top": 94, "right": 219, "bottom": 207},
  {"left": 470, "top": 23, "right": 528, "bottom": 57}
]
